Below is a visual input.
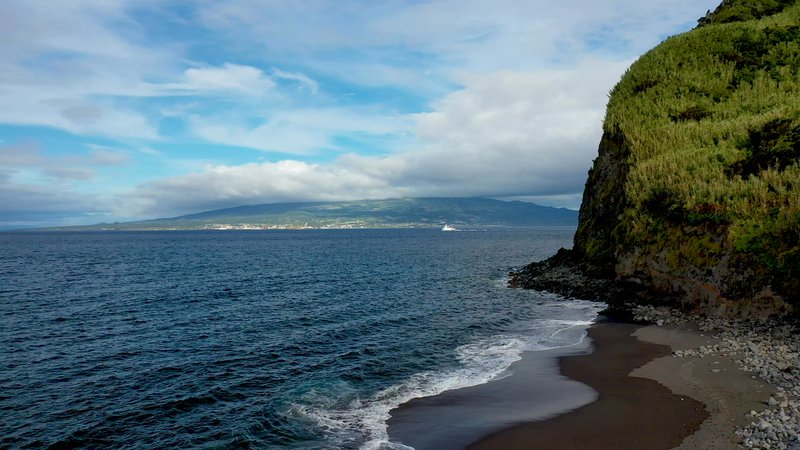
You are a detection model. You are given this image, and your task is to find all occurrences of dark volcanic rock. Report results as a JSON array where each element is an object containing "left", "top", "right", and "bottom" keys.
[
  {"left": 509, "top": 248, "right": 678, "bottom": 321},
  {"left": 509, "top": 248, "right": 612, "bottom": 300},
  {"left": 572, "top": 129, "right": 631, "bottom": 273}
]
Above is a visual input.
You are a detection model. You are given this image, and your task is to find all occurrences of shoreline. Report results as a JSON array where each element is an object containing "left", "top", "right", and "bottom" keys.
[
  {"left": 387, "top": 338, "right": 598, "bottom": 450},
  {"left": 387, "top": 308, "right": 798, "bottom": 450},
  {"left": 632, "top": 324, "right": 772, "bottom": 448},
  {"left": 469, "top": 322, "right": 710, "bottom": 450},
  {"left": 470, "top": 318, "right": 784, "bottom": 450}
]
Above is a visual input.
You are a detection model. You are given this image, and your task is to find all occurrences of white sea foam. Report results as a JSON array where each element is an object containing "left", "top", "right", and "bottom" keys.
[{"left": 292, "top": 299, "right": 604, "bottom": 450}]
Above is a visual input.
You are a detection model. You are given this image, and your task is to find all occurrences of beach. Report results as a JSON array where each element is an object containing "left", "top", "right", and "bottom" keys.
[
  {"left": 470, "top": 321, "right": 773, "bottom": 449},
  {"left": 389, "top": 314, "right": 793, "bottom": 450},
  {"left": 387, "top": 341, "right": 598, "bottom": 450}
]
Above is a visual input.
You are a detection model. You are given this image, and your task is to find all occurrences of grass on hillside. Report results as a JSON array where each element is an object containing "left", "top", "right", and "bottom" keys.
[
  {"left": 699, "top": 0, "right": 798, "bottom": 25},
  {"left": 602, "top": 1, "right": 800, "bottom": 292}
]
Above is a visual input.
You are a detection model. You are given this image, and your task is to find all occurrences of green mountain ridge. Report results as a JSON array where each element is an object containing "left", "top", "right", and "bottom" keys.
[{"left": 41, "top": 198, "right": 577, "bottom": 231}]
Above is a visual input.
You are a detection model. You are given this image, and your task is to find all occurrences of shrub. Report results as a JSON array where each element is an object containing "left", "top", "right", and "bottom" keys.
[{"left": 596, "top": 0, "right": 800, "bottom": 301}]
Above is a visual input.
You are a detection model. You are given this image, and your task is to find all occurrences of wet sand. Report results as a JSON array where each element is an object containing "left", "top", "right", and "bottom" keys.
[
  {"left": 470, "top": 322, "right": 772, "bottom": 450},
  {"left": 387, "top": 341, "right": 598, "bottom": 450},
  {"left": 389, "top": 320, "right": 773, "bottom": 449}
]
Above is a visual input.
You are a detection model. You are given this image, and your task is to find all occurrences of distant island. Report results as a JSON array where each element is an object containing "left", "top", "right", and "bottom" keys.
[{"left": 36, "top": 197, "right": 578, "bottom": 231}]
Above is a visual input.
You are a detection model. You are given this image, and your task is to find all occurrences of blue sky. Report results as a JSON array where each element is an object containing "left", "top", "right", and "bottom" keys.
[{"left": 0, "top": 0, "right": 719, "bottom": 229}]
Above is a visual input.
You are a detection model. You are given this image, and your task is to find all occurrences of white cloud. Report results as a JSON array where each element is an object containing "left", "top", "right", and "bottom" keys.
[
  {"left": 137, "top": 146, "right": 162, "bottom": 156},
  {"left": 0, "top": 143, "right": 130, "bottom": 181},
  {"left": 86, "top": 148, "right": 130, "bottom": 166},
  {"left": 0, "top": 0, "right": 724, "bottom": 227},
  {"left": 0, "top": 1, "right": 152, "bottom": 66},
  {"left": 0, "top": 144, "right": 41, "bottom": 166},
  {"left": 176, "top": 63, "right": 277, "bottom": 96},
  {"left": 405, "top": 61, "right": 629, "bottom": 184},
  {"left": 40, "top": 167, "right": 96, "bottom": 181},
  {"left": 0, "top": 142, "right": 117, "bottom": 228},
  {"left": 127, "top": 60, "right": 627, "bottom": 215},
  {"left": 271, "top": 68, "right": 319, "bottom": 94},
  {"left": 128, "top": 160, "right": 400, "bottom": 217},
  {"left": 0, "top": 1, "right": 170, "bottom": 139},
  {"left": 196, "top": 0, "right": 719, "bottom": 77},
  {"left": 189, "top": 107, "right": 412, "bottom": 154},
  {"left": 0, "top": 178, "right": 110, "bottom": 229},
  {"left": 189, "top": 118, "right": 331, "bottom": 155},
  {"left": 0, "top": 87, "right": 160, "bottom": 140}
]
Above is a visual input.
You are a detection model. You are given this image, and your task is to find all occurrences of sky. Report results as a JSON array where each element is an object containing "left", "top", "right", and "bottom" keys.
[{"left": 0, "top": 0, "right": 719, "bottom": 229}]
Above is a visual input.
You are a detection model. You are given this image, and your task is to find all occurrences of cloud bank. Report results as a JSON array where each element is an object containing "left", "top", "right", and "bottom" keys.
[
  {"left": 129, "top": 61, "right": 627, "bottom": 217},
  {"left": 0, "top": 0, "right": 720, "bottom": 227}
]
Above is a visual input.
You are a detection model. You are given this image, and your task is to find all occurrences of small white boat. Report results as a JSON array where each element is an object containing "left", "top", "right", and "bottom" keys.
[{"left": 441, "top": 224, "right": 459, "bottom": 231}]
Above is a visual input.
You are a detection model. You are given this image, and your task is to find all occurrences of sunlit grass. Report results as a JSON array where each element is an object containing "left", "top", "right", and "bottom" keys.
[{"left": 598, "top": 1, "right": 800, "bottom": 293}]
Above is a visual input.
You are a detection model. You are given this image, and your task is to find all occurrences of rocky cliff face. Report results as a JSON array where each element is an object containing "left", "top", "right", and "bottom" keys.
[
  {"left": 514, "top": 0, "right": 800, "bottom": 318},
  {"left": 572, "top": 128, "right": 630, "bottom": 275}
]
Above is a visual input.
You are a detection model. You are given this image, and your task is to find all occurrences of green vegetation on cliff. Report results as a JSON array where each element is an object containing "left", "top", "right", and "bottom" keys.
[
  {"left": 699, "top": 0, "right": 797, "bottom": 24},
  {"left": 578, "top": 0, "right": 800, "bottom": 311}
]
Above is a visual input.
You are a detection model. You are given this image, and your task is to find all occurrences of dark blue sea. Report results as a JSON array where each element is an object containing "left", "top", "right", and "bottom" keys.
[{"left": 0, "top": 229, "right": 602, "bottom": 449}]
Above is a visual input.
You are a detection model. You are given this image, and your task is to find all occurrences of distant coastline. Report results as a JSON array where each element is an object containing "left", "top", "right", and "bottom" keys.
[
  {"left": 18, "top": 224, "right": 577, "bottom": 232},
  {"left": 20, "top": 197, "right": 578, "bottom": 232}
]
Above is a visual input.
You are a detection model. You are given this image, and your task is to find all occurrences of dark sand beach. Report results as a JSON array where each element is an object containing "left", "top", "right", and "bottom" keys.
[
  {"left": 470, "top": 322, "right": 774, "bottom": 450},
  {"left": 388, "top": 342, "right": 598, "bottom": 450},
  {"left": 391, "top": 320, "right": 774, "bottom": 449},
  {"left": 469, "top": 323, "right": 708, "bottom": 449}
]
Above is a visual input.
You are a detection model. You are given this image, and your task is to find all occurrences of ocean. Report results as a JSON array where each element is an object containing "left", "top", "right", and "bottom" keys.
[{"left": 0, "top": 228, "right": 602, "bottom": 449}]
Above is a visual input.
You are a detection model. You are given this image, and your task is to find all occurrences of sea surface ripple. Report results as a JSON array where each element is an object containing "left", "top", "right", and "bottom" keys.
[{"left": 0, "top": 228, "right": 601, "bottom": 449}]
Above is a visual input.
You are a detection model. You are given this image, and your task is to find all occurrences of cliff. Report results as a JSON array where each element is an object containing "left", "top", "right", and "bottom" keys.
[{"left": 513, "top": 0, "right": 800, "bottom": 318}]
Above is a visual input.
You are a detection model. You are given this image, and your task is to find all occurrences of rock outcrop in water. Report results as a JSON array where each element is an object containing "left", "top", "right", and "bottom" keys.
[{"left": 513, "top": 0, "right": 800, "bottom": 318}]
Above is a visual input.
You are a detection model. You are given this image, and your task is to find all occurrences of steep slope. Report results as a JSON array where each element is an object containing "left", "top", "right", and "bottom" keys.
[{"left": 517, "top": 0, "right": 800, "bottom": 317}]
